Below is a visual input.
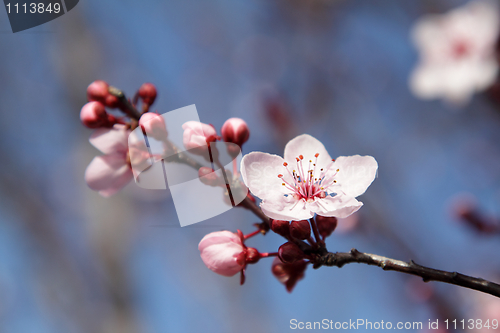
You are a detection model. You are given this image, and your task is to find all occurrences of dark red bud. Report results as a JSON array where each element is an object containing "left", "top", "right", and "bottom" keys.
[
  {"left": 315, "top": 216, "right": 338, "bottom": 238},
  {"left": 87, "top": 80, "right": 109, "bottom": 103},
  {"left": 278, "top": 242, "right": 304, "bottom": 264},
  {"left": 138, "top": 83, "right": 157, "bottom": 105},
  {"left": 245, "top": 247, "right": 261, "bottom": 264},
  {"left": 271, "top": 219, "right": 290, "bottom": 237},
  {"left": 271, "top": 258, "right": 308, "bottom": 293},
  {"left": 289, "top": 220, "right": 311, "bottom": 240},
  {"left": 104, "top": 94, "right": 120, "bottom": 108},
  {"left": 106, "top": 114, "right": 118, "bottom": 126},
  {"left": 221, "top": 118, "right": 250, "bottom": 147},
  {"left": 198, "top": 167, "right": 221, "bottom": 186}
]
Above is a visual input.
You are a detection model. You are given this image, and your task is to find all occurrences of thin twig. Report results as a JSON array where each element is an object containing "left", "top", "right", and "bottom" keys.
[
  {"left": 108, "top": 86, "right": 142, "bottom": 119},
  {"left": 315, "top": 248, "right": 500, "bottom": 298}
]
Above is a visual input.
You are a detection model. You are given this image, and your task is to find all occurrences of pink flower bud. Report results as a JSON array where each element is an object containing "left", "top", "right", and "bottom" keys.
[
  {"left": 221, "top": 118, "right": 250, "bottom": 147},
  {"left": 138, "top": 83, "right": 157, "bottom": 105},
  {"left": 182, "top": 121, "right": 218, "bottom": 155},
  {"left": 80, "top": 101, "right": 110, "bottom": 128},
  {"left": 271, "top": 219, "right": 290, "bottom": 237},
  {"left": 87, "top": 80, "right": 120, "bottom": 108},
  {"left": 199, "top": 231, "right": 246, "bottom": 277},
  {"left": 271, "top": 257, "right": 307, "bottom": 292},
  {"left": 139, "top": 112, "right": 168, "bottom": 140},
  {"left": 198, "top": 167, "right": 223, "bottom": 186},
  {"left": 278, "top": 242, "right": 304, "bottom": 264},
  {"left": 289, "top": 220, "right": 311, "bottom": 240},
  {"left": 315, "top": 216, "right": 338, "bottom": 238},
  {"left": 87, "top": 80, "right": 109, "bottom": 103}
]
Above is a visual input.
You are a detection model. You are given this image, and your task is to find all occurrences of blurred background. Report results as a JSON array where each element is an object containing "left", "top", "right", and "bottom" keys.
[{"left": 1, "top": 0, "right": 500, "bottom": 332}]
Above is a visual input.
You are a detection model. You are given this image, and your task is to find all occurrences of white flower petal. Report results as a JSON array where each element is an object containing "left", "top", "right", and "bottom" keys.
[
  {"left": 260, "top": 195, "right": 315, "bottom": 221},
  {"left": 313, "top": 195, "right": 363, "bottom": 218},
  {"left": 240, "top": 152, "right": 288, "bottom": 200},
  {"left": 329, "top": 155, "right": 378, "bottom": 198},
  {"left": 283, "top": 134, "right": 333, "bottom": 167}
]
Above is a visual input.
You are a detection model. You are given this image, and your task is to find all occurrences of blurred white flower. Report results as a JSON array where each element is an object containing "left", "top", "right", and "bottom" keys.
[{"left": 409, "top": 1, "right": 500, "bottom": 105}]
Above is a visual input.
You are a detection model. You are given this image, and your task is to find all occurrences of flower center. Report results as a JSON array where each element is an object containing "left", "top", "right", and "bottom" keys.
[
  {"left": 278, "top": 153, "right": 339, "bottom": 203},
  {"left": 451, "top": 40, "right": 470, "bottom": 59}
]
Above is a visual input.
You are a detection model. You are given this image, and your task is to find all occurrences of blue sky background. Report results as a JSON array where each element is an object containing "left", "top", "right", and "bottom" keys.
[{"left": 1, "top": 0, "right": 500, "bottom": 332}]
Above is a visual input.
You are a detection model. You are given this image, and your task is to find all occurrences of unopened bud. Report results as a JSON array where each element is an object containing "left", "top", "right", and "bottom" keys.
[
  {"left": 80, "top": 101, "right": 111, "bottom": 128},
  {"left": 315, "top": 216, "right": 338, "bottom": 238},
  {"left": 87, "top": 80, "right": 120, "bottom": 108},
  {"left": 138, "top": 83, "right": 157, "bottom": 105},
  {"left": 271, "top": 257, "right": 308, "bottom": 293},
  {"left": 271, "top": 219, "right": 290, "bottom": 237},
  {"left": 221, "top": 118, "right": 250, "bottom": 147},
  {"left": 289, "top": 220, "right": 311, "bottom": 240},
  {"left": 278, "top": 242, "right": 304, "bottom": 264},
  {"left": 198, "top": 167, "right": 222, "bottom": 186},
  {"left": 104, "top": 94, "right": 120, "bottom": 108},
  {"left": 139, "top": 112, "right": 168, "bottom": 140},
  {"left": 87, "top": 80, "right": 109, "bottom": 103},
  {"left": 182, "top": 121, "right": 219, "bottom": 155},
  {"left": 245, "top": 247, "right": 261, "bottom": 264}
]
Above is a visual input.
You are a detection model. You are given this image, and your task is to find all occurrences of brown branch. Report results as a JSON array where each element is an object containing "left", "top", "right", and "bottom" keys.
[
  {"left": 315, "top": 248, "right": 500, "bottom": 298},
  {"left": 108, "top": 86, "right": 142, "bottom": 120},
  {"left": 162, "top": 140, "right": 204, "bottom": 170}
]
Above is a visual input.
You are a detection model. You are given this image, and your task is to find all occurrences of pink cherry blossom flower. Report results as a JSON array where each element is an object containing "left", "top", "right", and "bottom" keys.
[
  {"left": 182, "top": 121, "right": 219, "bottom": 155},
  {"left": 240, "top": 134, "right": 377, "bottom": 221},
  {"left": 199, "top": 230, "right": 246, "bottom": 277},
  {"left": 85, "top": 124, "right": 133, "bottom": 197},
  {"left": 409, "top": 1, "right": 500, "bottom": 104}
]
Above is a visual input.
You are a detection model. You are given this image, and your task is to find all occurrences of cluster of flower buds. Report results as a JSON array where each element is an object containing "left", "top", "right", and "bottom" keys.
[
  {"left": 80, "top": 80, "right": 158, "bottom": 130},
  {"left": 199, "top": 215, "right": 341, "bottom": 292},
  {"left": 199, "top": 230, "right": 273, "bottom": 285},
  {"left": 182, "top": 118, "right": 250, "bottom": 155},
  {"left": 181, "top": 118, "right": 250, "bottom": 199},
  {"left": 81, "top": 81, "right": 166, "bottom": 196}
]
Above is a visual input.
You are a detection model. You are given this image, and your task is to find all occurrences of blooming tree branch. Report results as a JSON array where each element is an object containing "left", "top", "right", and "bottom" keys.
[
  {"left": 315, "top": 249, "right": 500, "bottom": 298},
  {"left": 80, "top": 81, "right": 500, "bottom": 298}
]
